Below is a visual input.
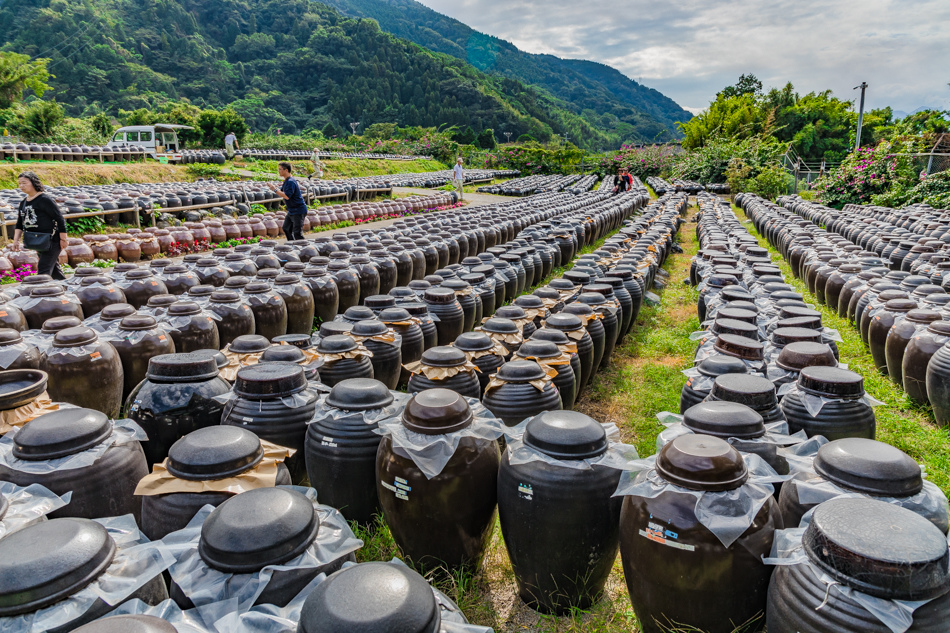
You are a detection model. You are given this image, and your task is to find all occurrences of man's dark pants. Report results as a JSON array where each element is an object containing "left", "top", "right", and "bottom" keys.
[{"left": 282, "top": 213, "right": 305, "bottom": 241}]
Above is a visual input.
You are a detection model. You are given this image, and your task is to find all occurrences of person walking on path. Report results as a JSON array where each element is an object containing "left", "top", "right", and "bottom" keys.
[
  {"left": 11, "top": 172, "right": 68, "bottom": 280},
  {"left": 310, "top": 148, "right": 324, "bottom": 180},
  {"left": 268, "top": 162, "right": 308, "bottom": 241},
  {"left": 224, "top": 131, "right": 239, "bottom": 160},
  {"left": 452, "top": 157, "right": 464, "bottom": 200}
]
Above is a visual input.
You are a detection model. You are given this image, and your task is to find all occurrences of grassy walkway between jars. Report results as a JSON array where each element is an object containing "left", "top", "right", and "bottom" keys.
[
  {"left": 731, "top": 204, "right": 950, "bottom": 495},
  {"left": 353, "top": 198, "right": 703, "bottom": 632}
]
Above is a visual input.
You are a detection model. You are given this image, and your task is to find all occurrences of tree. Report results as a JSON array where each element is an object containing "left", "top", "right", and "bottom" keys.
[
  {"left": 20, "top": 100, "right": 64, "bottom": 138},
  {"left": 322, "top": 122, "right": 343, "bottom": 138},
  {"left": 720, "top": 74, "right": 763, "bottom": 99},
  {"left": 476, "top": 128, "right": 496, "bottom": 149},
  {"left": 517, "top": 133, "right": 536, "bottom": 143},
  {"left": 0, "top": 53, "right": 50, "bottom": 109},
  {"left": 197, "top": 107, "right": 248, "bottom": 147},
  {"left": 90, "top": 112, "right": 114, "bottom": 138},
  {"left": 453, "top": 126, "right": 476, "bottom": 145}
]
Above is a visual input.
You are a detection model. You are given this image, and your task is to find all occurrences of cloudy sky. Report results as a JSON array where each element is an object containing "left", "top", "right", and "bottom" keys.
[{"left": 414, "top": 0, "right": 950, "bottom": 115}]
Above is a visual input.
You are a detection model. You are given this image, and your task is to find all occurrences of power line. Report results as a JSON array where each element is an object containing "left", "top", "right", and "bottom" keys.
[{"left": 30, "top": 18, "right": 96, "bottom": 61}]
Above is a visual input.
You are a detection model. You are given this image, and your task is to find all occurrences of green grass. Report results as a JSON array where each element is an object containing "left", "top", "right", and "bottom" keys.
[{"left": 731, "top": 204, "right": 950, "bottom": 494}]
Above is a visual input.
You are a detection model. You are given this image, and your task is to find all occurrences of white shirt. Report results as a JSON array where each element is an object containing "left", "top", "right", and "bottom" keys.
[
  {"left": 453, "top": 163, "right": 463, "bottom": 180},
  {"left": 224, "top": 134, "right": 236, "bottom": 146}
]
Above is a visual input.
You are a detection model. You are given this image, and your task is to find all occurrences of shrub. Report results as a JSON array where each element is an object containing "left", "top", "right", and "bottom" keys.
[{"left": 815, "top": 141, "right": 917, "bottom": 208}]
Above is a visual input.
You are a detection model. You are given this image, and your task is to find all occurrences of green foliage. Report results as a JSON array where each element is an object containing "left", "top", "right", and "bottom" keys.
[
  {"left": 249, "top": 204, "right": 269, "bottom": 215},
  {"left": 597, "top": 145, "right": 671, "bottom": 179},
  {"left": 19, "top": 100, "right": 64, "bottom": 138},
  {"left": 185, "top": 163, "right": 223, "bottom": 178},
  {"left": 322, "top": 122, "right": 344, "bottom": 140},
  {"left": 482, "top": 143, "right": 585, "bottom": 175},
  {"left": 89, "top": 112, "right": 113, "bottom": 138},
  {"left": 0, "top": 52, "right": 50, "bottom": 108},
  {"left": 871, "top": 170, "right": 950, "bottom": 209},
  {"left": 197, "top": 107, "right": 248, "bottom": 147},
  {"left": 517, "top": 134, "right": 536, "bottom": 143},
  {"left": 65, "top": 216, "right": 105, "bottom": 235},
  {"left": 673, "top": 135, "right": 785, "bottom": 185},
  {"left": 476, "top": 128, "right": 496, "bottom": 150},
  {"left": 814, "top": 141, "right": 918, "bottom": 208},
  {"left": 726, "top": 161, "right": 791, "bottom": 200},
  {"left": 719, "top": 74, "right": 762, "bottom": 99},
  {"left": 453, "top": 126, "right": 476, "bottom": 145}
]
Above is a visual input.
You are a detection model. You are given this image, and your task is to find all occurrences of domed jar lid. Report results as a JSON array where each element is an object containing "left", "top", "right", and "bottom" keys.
[
  {"left": 325, "top": 378, "right": 394, "bottom": 411},
  {"left": 146, "top": 353, "right": 220, "bottom": 382},
  {"left": 12, "top": 408, "right": 112, "bottom": 460},
  {"left": 454, "top": 332, "right": 494, "bottom": 353},
  {"left": 166, "top": 426, "right": 264, "bottom": 481},
  {"left": 655, "top": 434, "right": 749, "bottom": 492},
  {"left": 797, "top": 366, "right": 865, "bottom": 398},
  {"left": 100, "top": 304, "right": 137, "bottom": 322},
  {"left": 813, "top": 438, "right": 923, "bottom": 496},
  {"left": 297, "top": 562, "right": 440, "bottom": 633},
  {"left": 119, "top": 315, "right": 159, "bottom": 332},
  {"left": 0, "top": 329, "right": 24, "bottom": 346},
  {"left": 0, "top": 517, "right": 117, "bottom": 616},
  {"left": 198, "top": 487, "right": 320, "bottom": 574},
  {"left": 682, "top": 402, "right": 765, "bottom": 440},
  {"left": 52, "top": 326, "right": 99, "bottom": 348},
  {"left": 713, "top": 333, "right": 764, "bottom": 360},
  {"left": 351, "top": 320, "right": 390, "bottom": 338},
  {"left": 0, "top": 369, "right": 48, "bottom": 411},
  {"left": 342, "top": 306, "right": 377, "bottom": 322},
  {"left": 401, "top": 388, "right": 473, "bottom": 435},
  {"left": 495, "top": 360, "right": 547, "bottom": 383},
  {"left": 419, "top": 346, "right": 468, "bottom": 368},
  {"left": 710, "top": 374, "right": 777, "bottom": 409},
  {"left": 523, "top": 410, "right": 608, "bottom": 460},
  {"left": 317, "top": 335, "right": 359, "bottom": 355},
  {"left": 273, "top": 333, "right": 313, "bottom": 349},
  {"left": 803, "top": 497, "right": 950, "bottom": 600},
  {"left": 696, "top": 355, "right": 748, "bottom": 378},
  {"left": 234, "top": 362, "right": 307, "bottom": 398},
  {"left": 228, "top": 334, "right": 271, "bottom": 354},
  {"left": 481, "top": 317, "right": 519, "bottom": 335},
  {"left": 41, "top": 316, "right": 82, "bottom": 334},
  {"left": 72, "top": 614, "right": 178, "bottom": 633}
]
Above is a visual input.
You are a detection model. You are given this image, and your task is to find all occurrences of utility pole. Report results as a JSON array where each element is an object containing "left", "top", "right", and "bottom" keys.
[{"left": 853, "top": 82, "right": 868, "bottom": 153}]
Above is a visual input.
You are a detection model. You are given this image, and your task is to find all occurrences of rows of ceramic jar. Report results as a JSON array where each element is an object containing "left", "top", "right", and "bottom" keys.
[
  {"left": 235, "top": 148, "right": 435, "bottom": 161},
  {"left": 0, "top": 142, "right": 149, "bottom": 162},
  {"left": 680, "top": 190, "right": 950, "bottom": 633},
  {"left": 0, "top": 177, "right": 691, "bottom": 630},
  {"left": 738, "top": 192, "right": 950, "bottom": 429},
  {"left": 477, "top": 174, "right": 586, "bottom": 196},
  {"left": 0, "top": 179, "right": 657, "bottom": 630}
]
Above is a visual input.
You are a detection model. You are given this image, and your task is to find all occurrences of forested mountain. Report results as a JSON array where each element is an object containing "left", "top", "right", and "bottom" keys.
[
  {"left": 0, "top": 0, "right": 688, "bottom": 149},
  {"left": 322, "top": 0, "right": 693, "bottom": 139}
]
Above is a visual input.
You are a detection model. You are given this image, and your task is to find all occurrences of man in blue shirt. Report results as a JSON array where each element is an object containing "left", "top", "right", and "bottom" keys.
[{"left": 268, "top": 162, "right": 308, "bottom": 240}]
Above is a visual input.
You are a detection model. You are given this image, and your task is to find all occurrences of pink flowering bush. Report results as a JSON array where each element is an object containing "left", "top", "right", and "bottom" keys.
[
  {"left": 815, "top": 142, "right": 917, "bottom": 208},
  {"left": 596, "top": 145, "right": 671, "bottom": 179},
  {"left": 1, "top": 264, "right": 36, "bottom": 284}
]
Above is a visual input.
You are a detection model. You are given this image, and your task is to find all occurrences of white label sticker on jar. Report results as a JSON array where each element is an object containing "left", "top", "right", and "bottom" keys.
[
  {"left": 381, "top": 478, "right": 410, "bottom": 501},
  {"left": 518, "top": 483, "right": 533, "bottom": 500},
  {"left": 640, "top": 521, "right": 695, "bottom": 552}
]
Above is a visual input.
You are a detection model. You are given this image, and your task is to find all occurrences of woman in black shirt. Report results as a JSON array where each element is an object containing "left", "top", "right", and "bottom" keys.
[{"left": 12, "top": 171, "right": 68, "bottom": 280}]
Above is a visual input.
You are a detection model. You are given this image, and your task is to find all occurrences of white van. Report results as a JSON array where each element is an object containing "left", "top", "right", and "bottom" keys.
[{"left": 106, "top": 124, "right": 194, "bottom": 160}]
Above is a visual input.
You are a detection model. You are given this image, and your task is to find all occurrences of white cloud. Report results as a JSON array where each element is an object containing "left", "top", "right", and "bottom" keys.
[{"left": 414, "top": 0, "right": 950, "bottom": 114}]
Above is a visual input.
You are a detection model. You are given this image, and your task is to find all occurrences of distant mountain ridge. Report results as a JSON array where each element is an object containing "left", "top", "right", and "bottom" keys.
[{"left": 320, "top": 0, "right": 693, "bottom": 140}]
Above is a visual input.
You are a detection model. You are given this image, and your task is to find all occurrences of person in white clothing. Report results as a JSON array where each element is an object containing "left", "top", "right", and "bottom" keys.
[
  {"left": 310, "top": 147, "right": 324, "bottom": 180},
  {"left": 224, "top": 132, "right": 239, "bottom": 159},
  {"left": 453, "top": 157, "right": 464, "bottom": 201}
]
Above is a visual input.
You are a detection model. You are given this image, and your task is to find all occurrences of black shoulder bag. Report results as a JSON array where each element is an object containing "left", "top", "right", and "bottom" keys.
[{"left": 19, "top": 199, "right": 54, "bottom": 252}]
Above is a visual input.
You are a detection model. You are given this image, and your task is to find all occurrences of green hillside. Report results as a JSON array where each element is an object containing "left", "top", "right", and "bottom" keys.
[
  {"left": 0, "top": 0, "right": 654, "bottom": 150},
  {"left": 322, "top": 0, "right": 693, "bottom": 140}
]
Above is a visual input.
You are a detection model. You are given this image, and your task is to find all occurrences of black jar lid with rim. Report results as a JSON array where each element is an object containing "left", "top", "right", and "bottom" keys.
[
  {"left": 319, "top": 321, "right": 353, "bottom": 338},
  {"left": 495, "top": 359, "right": 547, "bottom": 383},
  {"left": 365, "top": 295, "right": 396, "bottom": 312},
  {"left": 100, "top": 303, "right": 136, "bottom": 322},
  {"left": 52, "top": 326, "right": 99, "bottom": 348},
  {"left": 716, "top": 307, "right": 757, "bottom": 325},
  {"left": 530, "top": 328, "right": 571, "bottom": 346},
  {"left": 709, "top": 374, "right": 777, "bottom": 410},
  {"left": 682, "top": 401, "right": 765, "bottom": 440},
  {"left": 711, "top": 318, "right": 759, "bottom": 340},
  {"left": 419, "top": 346, "right": 468, "bottom": 368},
  {"left": 317, "top": 334, "right": 359, "bottom": 355},
  {"left": 0, "top": 369, "right": 47, "bottom": 411},
  {"left": 771, "top": 327, "right": 822, "bottom": 347},
  {"left": 261, "top": 345, "right": 306, "bottom": 365},
  {"left": 523, "top": 410, "right": 607, "bottom": 460},
  {"left": 655, "top": 434, "right": 748, "bottom": 492},
  {"left": 273, "top": 333, "right": 313, "bottom": 349},
  {"left": 166, "top": 425, "right": 264, "bottom": 481},
  {"left": 0, "top": 517, "right": 117, "bottom": 616},
  {"left": 481, "top": 317, "right": 520, "bottom": 335},
  {"left": 234, "top": 362, "right": 307, "bottom": 398},
  {"left": 401, "top": 388, "right": 473, "bottom": 435},
  {"left": 326, "top": 378, "right": 393, "bottom": 411},
  {"left": 167, "top": 301, "right": 201, "bottom": 317},
  {"left": 803, "top": 497, "right": 950, "bottom": 600},
  {"left": 775, "top": 342, "right": 836, "bottom": 371},
  {"left": 228, "top": 334, "right": 271, "bottom": 354},
  {"left": 296, "top": 561, "right": 441, "bottom": 633},
  {"left": 453, "top": 332, "right": 494, "bottom": 352},
  {"left": 351, "top": 320, "right": 390, "bottom": 338},
  {"left": 696, "top": 354, "right": 748, "bottom": 378},
  {"left": 198, "top": 487, "right": 320, "bottom": 574},
  {"left": 147, "top": 352, "right": 220, "bottom": 382},
  {"left": 812, "top": 437, "right": 923, "bottom": 497},
  {"left": 516, "top": 339, "right": 560, "bottom": 361},
  {"left": 12, "top": 408, "right": 112, "bottom": 461},
  {"left": 343, "top": 306, "right": 377, "bottom": 322},
  {"left": 145, "top": 294, "right": 178, "bottom": 309},
  {"left": 41, "top": 315, "right": 82, "bottom": 334},
  {"left": 713, "top": 333, "right": 764, "bottom": 361},
  {"left": 797, "top": 365, "right": 865, "bottom": 398}
]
